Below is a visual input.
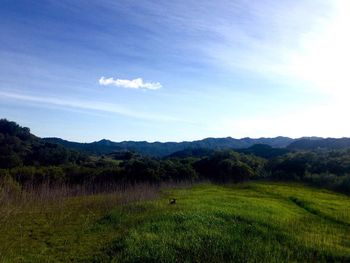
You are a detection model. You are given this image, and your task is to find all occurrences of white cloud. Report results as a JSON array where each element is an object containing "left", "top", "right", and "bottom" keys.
[{"left": 99, "top": 77, "right": 162, "bottom": 90}]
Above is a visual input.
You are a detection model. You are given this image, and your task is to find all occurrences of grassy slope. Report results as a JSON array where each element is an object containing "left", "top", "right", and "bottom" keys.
[{"left": 1, "top": 182, "right": 349, "bottom": 262}]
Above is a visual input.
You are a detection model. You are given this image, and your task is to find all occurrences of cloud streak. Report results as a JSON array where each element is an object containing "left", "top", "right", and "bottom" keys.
[
  {"left": 99, "top": 77, "right": 162, "bottom": 90},
  {"left": 0, "top": 91, "right": 181, "bottom": 122}
]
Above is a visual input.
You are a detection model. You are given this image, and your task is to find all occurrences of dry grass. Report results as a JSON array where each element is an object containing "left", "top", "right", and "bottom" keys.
[{"left": 0, "top": 179, "right": 194, "bottom": 224}]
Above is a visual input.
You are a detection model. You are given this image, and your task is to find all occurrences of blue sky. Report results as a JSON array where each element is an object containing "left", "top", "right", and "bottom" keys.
[{"left": 1, "top": 0, "right": 350, "bottom": 142}]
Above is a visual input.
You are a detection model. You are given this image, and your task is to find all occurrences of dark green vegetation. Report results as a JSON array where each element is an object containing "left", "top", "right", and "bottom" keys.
[
  {"left": 1, "top": 182, "right": 349, "bottom": 262},
  {"left": 288, "top": 137, "right": 350, "bottom": 150},
  {"left": 1, "top": 119, "right": 350, "bottom": 262},
  {"left": 268, "top": 150, "right": 350, "bottom": 193},
  {"left": 0, "top": 119, "right": 87, "bottom": 169},
  {"left": 1, "top": 119, "right": 350, "bottom": 194}
]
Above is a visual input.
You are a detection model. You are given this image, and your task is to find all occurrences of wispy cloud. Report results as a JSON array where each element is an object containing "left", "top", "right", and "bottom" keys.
[
  {"left": 0, "top": 91, "right": 181, "bottom": 122},
  {"left": 99, "top": 77, "right": 162, "bottom": 90}
]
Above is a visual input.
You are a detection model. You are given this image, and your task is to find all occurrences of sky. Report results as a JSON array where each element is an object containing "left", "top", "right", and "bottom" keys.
[{"left": 1, "top": 0, "right": 350, "bottom": 142}]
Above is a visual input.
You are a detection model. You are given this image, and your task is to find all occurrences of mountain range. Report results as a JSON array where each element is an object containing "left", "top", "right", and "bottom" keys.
[
  {"left": 44, "top": 136, "right": 350, "bottom": 157},
  {"left": 3, "top": 118, "right": 350, "bottom": 159}
]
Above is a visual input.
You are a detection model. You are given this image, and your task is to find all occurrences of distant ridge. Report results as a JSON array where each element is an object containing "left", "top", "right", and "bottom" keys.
[
  {"left": 2, "top": 117, "right": 350, "bottom": 157},
  {"left": 288, "top": 138, "right": 350, "bottom": 150},
  {"left": 44, "top": 136, "right": 295, "bottom": 157}
]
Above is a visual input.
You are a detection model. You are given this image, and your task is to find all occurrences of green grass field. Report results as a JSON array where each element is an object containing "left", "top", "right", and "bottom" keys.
[{"left": 1, "top": 182, "right": 349, "bottom": 262}]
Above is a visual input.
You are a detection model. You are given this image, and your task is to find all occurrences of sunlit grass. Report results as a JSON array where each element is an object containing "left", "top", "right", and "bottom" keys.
[{"left": 0, "top": 182, "right": 349, "bottom": 262}]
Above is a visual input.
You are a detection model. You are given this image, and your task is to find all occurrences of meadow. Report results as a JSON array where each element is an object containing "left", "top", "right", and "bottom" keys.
[{"left": 0, "top": 181, "right": 349, "bottom": 262}]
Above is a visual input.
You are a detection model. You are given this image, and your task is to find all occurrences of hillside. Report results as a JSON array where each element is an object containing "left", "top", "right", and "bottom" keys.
[
  {"left": 235, "top": 144, "right": 290, "bottom": 159},
  {"left": 1, "top": 182, "right": 349, "bottom": 262},
  {"left": 0, "top": 119, "right": 86, "bottom": 168},
  {"left": 2, "top": 119, "right": 350, "bottom": 262}
]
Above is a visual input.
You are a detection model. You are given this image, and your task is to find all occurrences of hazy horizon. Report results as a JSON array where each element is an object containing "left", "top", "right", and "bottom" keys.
[
  {"left": 1, "top": 0, "right": 350, "bottom": 142},
  {"left": 23, "top": 128, "right": 346, "bottom": 144}
]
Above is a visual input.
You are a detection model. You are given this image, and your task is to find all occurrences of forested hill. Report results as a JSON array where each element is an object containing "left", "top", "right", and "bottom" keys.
[
  {"left": 0, "top": 119, "right": 87, "bottom": 168},
  {"left": 44, "top": 136, "right": 294, "bottom": 157},
  {"left": 288, "top": 138, "right": 350, "bottom": 150}
]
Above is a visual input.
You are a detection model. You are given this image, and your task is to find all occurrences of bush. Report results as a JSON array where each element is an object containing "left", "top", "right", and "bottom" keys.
[
  {"left": 194, "top": 150, "right": 263, "bottom": 183},
  {"left": 161, "top": 159, "right": 198, "bottom": 181},
  {"left": 122, "top": 157, "right": 162, "bottom": 183}
]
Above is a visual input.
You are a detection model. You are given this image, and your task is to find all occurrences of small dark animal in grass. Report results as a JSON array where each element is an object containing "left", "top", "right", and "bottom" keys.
[{"left": 169, "top": 198, "right": 177, "bottom": 205}]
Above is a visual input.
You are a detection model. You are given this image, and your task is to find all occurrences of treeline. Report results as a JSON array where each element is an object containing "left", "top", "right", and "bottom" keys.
[
  {"left": 1, "top": 119, "right": 350, "bottom": 195},
  {"left": 268, "top": 150, "right": 350, "bottom": 193},
  {"left": 0, "top": 152, "right": 265, "bottom": 186},
  {"left": 0, "top": 119, "right": 265, "bottom": 186}
]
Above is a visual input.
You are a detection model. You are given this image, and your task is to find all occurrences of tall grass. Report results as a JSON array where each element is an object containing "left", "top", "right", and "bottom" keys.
[
  {"left": 0, "top": 179, "right": 194, "bottom": 216},
  {"left": 0, "top": 179, "right": 193, "bottom": 235}
]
